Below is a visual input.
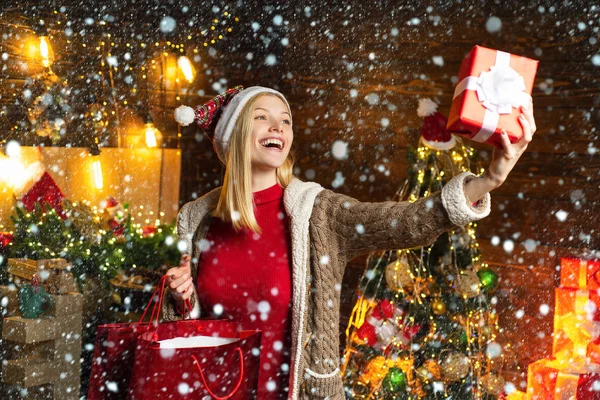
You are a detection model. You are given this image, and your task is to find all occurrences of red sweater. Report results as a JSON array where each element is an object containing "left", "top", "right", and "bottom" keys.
[{"left": 197, "top": 183, "right": 292, "bottom": 399}]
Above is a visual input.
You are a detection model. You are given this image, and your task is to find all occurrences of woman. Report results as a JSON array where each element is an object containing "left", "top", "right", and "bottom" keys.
[{"left": 164, "top": 86, "right": 536, "bottom": 399}]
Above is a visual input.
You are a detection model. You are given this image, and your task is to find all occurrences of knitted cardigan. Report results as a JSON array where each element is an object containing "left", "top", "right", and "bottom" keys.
[{"left": 162, "top": 172, "right": 490, "bottom": 400}]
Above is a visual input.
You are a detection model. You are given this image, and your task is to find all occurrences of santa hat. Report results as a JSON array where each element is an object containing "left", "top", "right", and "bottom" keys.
[
  {"left": 174, "top": 86, "right": 291, "bottom": 164},
  {"left": 13, "top": 162, "right": 66, "bottom": 217},
  {"left": 417, "top": 98, "right": 456, "bottom": 151}
]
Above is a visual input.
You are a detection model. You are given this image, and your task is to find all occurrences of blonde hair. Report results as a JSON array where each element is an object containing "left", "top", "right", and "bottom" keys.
[{"left": 213, "top": 93, "right": 294, "bottom": 233}]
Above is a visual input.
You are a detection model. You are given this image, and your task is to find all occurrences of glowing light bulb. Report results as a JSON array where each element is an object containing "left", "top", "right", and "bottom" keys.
[
  {"left": 39, "top": 36, "right": 54, "bottom": 67},
  {"left": 177, "top": 55, "right": 196, "bottom": 83},
  {"left": 92, "top": 159, "right": 103, "bottom": 189}
]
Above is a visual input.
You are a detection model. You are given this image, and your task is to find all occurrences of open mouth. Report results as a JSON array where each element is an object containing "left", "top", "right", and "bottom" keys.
[{"left": 260, "top": 138, "right": 284, "bottom": 150}]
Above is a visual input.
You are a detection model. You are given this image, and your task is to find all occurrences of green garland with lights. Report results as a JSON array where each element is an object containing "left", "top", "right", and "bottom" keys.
[{"left": 5, "top": 202, "right": 180, "bottom": 285}]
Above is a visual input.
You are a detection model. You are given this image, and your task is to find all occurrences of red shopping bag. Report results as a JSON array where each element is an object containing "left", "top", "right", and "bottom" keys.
[
  {"left": 88, "top": 276, "right": 196, "bottom": 399},
  {"left": 127, "top": 320, "right": 261, "bottom": 399}
]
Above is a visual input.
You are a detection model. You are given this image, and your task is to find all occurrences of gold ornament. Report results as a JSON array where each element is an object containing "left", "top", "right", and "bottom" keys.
[
  {"left": 480, "top": 373, "right": 505, "bottom": 395},
  {"left": 385, "top": 256, "right": 413, "bottom": 290},
  {"left": 455, "top": 270, "right": 481, "bottom": 298},
  {"left": 441, "top": 352, "right": 471, "bottom": 381},
  {"left": 351, "top": 380, "right": 370, "bottom": 398},
  {"left": 416, "top": 359, "right": 441, "bottom": 381},
  {"left": 360, "top": 356, "right": 389, "bottom": 384},
  {"left": 431, "top": 298, "right": 447, "bottom": 315},
  {"left": 62, "top": 199, "right": 102, "bottom": 242}
]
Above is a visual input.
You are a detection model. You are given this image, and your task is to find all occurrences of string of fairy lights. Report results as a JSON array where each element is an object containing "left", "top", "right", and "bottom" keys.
[{"left": 0, "top": 7, "right": 240, "bottom": 222}]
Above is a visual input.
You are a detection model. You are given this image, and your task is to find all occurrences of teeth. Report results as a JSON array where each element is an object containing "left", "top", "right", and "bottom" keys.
[{"left": 260, "top": 138, "right": 283, "bottom": 149}]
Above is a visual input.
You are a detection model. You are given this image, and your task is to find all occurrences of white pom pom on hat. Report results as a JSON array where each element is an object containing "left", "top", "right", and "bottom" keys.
[
  {"left": 417, "top": 98, "right": 439, "bottom": 117},
  {"left": 174, "top": 106, "right": 196, "bottom": 126}
]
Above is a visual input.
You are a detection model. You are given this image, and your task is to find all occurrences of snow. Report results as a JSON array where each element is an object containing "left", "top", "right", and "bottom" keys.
[
  {"left": 331, "top": 140, "right": 348, "bottom": 160},
  {"left": 555, "top": 210, "right": 568, "bottom": 222},
  {"left": 485, "top": 16, "right": 502, "bottom": 33},
  {"left": 159, "top": 17, "right": 177, "bottom": 33},
  {"left": 213, "top": 303, "right": 224, "bottom": 316}
]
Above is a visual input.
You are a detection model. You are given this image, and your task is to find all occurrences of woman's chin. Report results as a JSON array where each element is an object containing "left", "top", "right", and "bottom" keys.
[{"left": 252, "top": 160, "right": 285, "bottom": 171}]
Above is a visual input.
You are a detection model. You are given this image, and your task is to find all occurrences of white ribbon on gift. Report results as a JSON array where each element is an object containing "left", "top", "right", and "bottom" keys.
[{"left": 453, "top": 50, "right": 531, "bottom": 143}]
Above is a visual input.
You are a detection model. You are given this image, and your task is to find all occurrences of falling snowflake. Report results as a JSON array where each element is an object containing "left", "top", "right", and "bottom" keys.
[{"left": 485, "top": 16, "right": 502, "bottom": 33}]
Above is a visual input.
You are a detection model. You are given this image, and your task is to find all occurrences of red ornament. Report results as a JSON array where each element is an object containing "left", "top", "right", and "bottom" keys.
[
  {"left": 142, "top": 226, "right": 158, "bottom": 237},
  {"left": 356, "top": 322, "right": 377, "bottom": 346},
  {"left": 106, "top": 197, "right": 119, "bottom": 208},
  {"left": 0, "top": 232, "right": 13, "bottom": 250},
  {"left": 108, "top": 219, "right": 124, "bottom": 236},
  {"left": 371, "top": 299, "right": 394, "bottom": 320}
]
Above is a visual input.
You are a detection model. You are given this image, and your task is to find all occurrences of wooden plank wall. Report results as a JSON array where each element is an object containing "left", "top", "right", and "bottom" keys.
[
  {"left": 175, "top": 1, "right": 600, "bottom": 387},
  {"left": 1, "top": 0, "right": 598, "bottom": 389}
]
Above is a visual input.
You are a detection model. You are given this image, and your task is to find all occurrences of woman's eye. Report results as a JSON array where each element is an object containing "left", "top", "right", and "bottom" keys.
[
  {"left": 282, "top": 119, "right": 291, "bottom": 125},
  {"left": 255, "top": 115, "right": 266, "bottom": 120}
]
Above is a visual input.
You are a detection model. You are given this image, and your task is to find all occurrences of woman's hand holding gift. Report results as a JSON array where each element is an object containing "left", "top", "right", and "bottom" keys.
[{"left": 465, "top": 102, "right": 537, "bottom": 202}]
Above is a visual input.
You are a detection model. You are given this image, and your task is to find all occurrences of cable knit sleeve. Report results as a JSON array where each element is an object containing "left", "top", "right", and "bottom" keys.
[
  {"left": 319, "top": 171, "right": 490, "bottom": 260},
  {"left": 177, "top": 202, "right": 192, "bottom": 255}
]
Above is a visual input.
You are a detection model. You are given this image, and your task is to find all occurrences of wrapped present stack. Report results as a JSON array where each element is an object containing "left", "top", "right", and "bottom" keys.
[
  {"left": 0, "top": 258, "right": 82, "bottom": 399},
  {"left": 526, "top": 256, "right": 600, "bottom": 399}
]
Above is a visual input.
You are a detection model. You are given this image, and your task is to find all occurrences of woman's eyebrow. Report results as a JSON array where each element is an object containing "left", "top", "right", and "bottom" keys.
[{"left": 254, "top": 107, "right": 291, "bottom": 116}]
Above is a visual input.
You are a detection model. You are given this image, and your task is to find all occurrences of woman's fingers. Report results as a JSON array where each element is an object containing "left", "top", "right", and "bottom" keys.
[
  {"left": 518, "top": 112, "right": 533, "bottom": 145},
  {"left": 522, "top": 103, "right": 537, "bottom": 134},
  {"left": 167, "top": 255, "right": 194, "bottom": 301},
  {"left": 169, "top": 271, "right": 190, "bottom": 289},
  {"left": 171, "top": 278, "right": 194, "bottom": 300},
  {"left": 181, "top": 282, "right": 194, "bottom": 300},
  {"left": 179, "top": 254, "right": 191, "bottom": 268},
  {"left": 499, "top": 129, "right": 512, "bottom": 151},
  {"left": 177, "top": 277, "right": 194, "bottom": 293}
]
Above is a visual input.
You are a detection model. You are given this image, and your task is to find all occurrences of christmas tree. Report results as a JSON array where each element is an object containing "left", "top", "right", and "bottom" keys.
[{"left": 341, "top": 99, "right": 505, "bottom": 399}]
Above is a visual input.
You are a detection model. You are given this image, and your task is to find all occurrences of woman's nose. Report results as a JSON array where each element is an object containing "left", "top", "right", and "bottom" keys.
[{"left": 269, "top": 120, "right": 283, "bottom": 132}]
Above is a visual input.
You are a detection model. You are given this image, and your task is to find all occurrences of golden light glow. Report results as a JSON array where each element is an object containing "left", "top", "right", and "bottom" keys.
[
  {"left": 0, "top": 157, "right": 27, "bottom": 191},
  {"left": 39, "top": 36, "right": 54, "bottom": 67},
  {"left": 177, "top": 55, "right": 196, "bottom": 83},
  {"left": 144, "top": 122, "right": 162, "bottom": 148},
  {"left": 92, "top": 158, "right": 103, "bottom": 189}
]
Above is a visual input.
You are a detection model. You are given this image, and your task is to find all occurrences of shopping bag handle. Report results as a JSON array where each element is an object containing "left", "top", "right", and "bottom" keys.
[
  {"left": 139, "top": 275, "right": 193, "bottom": 324},
  {"left": 191, "top": 347, "right": 244, "bottom": 400}
]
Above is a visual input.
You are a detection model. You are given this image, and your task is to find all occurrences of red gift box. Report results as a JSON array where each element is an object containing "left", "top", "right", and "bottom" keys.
[
  {"left": 588, "top": 337, "right": 600, "bottom": 364},
  {"left": 560, "top": 257, "right": 600, "bottom": 290},
  {"left": 447, "top": 45, "right": 538, "bottom": 148},
  {"left": 555, "top": 288, "right": 600, "bottom": 322},
  {"left": 527, "top": 359, "right": 600, "bottom": 399}
]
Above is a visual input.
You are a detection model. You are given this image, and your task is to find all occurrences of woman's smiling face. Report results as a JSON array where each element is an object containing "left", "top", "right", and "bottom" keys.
[{"left": 249, "top": 94, "right": 293, "bottom": 171}]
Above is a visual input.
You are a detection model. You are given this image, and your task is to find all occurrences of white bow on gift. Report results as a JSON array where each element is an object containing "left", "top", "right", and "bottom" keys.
[{"left": 453, "top": 51, "right": 531, "bottom": 143}]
